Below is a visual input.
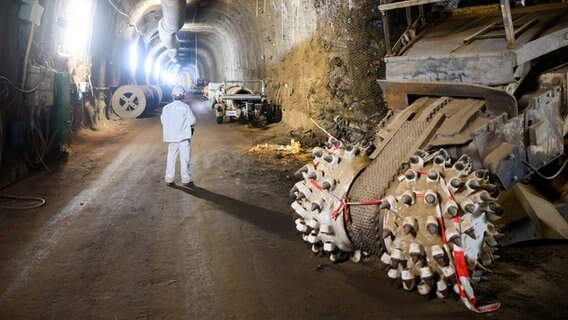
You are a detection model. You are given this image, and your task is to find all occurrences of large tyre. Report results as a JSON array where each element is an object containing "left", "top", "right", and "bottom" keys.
[{"left": 216, "top": 116, "right": 223, "bottom": 124}]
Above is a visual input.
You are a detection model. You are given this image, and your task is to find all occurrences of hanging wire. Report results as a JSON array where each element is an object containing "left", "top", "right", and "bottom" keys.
[{"left": 106, "top": 0, "right": 145, "bottom": 35}]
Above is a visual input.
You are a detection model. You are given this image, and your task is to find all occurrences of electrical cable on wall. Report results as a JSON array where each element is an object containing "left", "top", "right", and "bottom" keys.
[
  {"left": 0, "top": 75, "right": 45, "bottom": 93},
  {"left": 106, "top": 0, "right": 145, "bottom": 35},
  {"left": 0, "top": 66, "right": 49, "bottom": 108}
]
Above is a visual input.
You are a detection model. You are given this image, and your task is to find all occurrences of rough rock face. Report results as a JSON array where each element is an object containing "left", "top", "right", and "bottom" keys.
[{"left": 262, "top": 0, "right": 387, "bottom": 136}]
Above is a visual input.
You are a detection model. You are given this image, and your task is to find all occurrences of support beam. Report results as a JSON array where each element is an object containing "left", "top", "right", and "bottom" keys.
[{"left": 499, "top": 0, "right": 516, "bottom": 48}]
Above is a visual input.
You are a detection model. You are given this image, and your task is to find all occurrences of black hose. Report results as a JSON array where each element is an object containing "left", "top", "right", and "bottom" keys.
[{"left": 521, "top": 158, "right": 568, "bottom": 180}]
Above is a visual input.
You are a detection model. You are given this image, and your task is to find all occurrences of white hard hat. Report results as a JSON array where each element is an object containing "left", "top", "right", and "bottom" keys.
[{"left": 172, "top": 85, "right": 185, "bottom": 97}]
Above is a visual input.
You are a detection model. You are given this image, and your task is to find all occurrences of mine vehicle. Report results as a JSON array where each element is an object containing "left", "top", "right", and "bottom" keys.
[
  {"left": 188, "top": 78, "right": 209, "bottom": 96},
  {"left": 290, "top": 0, "right": 568, "bottom": 312},
  {"left": 214, "top": 80, "right": 273, "bottom": 125}
]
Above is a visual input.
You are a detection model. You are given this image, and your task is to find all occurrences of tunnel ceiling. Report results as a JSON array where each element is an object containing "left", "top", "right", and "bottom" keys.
[{"left": 116, "top": 0, "right": 261, "bottom": 84}]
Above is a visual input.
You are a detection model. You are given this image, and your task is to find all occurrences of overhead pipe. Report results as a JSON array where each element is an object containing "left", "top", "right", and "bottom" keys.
[{"left": 159, "top": 0, "right": 186, "bottom": 61}]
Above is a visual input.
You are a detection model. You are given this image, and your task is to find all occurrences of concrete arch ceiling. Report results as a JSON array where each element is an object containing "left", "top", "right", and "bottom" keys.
[
  {"left": 119, "top": 0, "right": 261, "bottom": 83},
  {"left": 182, "top": 2, "right": 262, "bottom": 81}
]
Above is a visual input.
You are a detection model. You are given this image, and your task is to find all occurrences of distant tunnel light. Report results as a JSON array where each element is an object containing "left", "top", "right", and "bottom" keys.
[
  {"left": 153, "top": 62, "right": 161, "bottom": 80},
  {"left": 129, "top": 41, "right": 138, "bottom": 74},
  {"left": 63, "top": 0, "right": 93, "bottom": 58},
  {"left": 162, "top": 71, "right": 177, "bottom": 85},
  {"left": 144, "top": 55, "right": 154, "bottom": 76}
]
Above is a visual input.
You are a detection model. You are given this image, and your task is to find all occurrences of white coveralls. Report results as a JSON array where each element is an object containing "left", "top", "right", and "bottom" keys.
[{"left": 160, "top": 100, "right": 197, "bottom": 184}]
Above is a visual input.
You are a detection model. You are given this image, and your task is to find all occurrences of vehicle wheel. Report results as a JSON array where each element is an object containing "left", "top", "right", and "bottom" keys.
[{"left": 216, "top": 117, "right": 223, "bottom": 124}]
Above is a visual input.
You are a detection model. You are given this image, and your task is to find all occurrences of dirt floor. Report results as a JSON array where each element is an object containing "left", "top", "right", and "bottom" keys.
[{"left": 0, "top": 99, "right": 566, "bottom": 319}]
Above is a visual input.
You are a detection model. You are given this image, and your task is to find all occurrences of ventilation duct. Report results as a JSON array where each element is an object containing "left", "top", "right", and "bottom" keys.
[{"left": 159, "top": 0, "right": 185, "bottom": 61}]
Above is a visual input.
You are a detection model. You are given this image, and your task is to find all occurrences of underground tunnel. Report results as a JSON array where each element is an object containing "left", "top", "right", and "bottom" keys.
[{"left": 0, "top": 0, "right": 567, "bottom": 319}]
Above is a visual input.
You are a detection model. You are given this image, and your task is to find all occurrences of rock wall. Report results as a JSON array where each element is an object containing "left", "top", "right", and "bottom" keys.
[
  {"left": 258, "top": 0, "right": 387, "bottom": 138},
  {"left": 194, "top": 0, "right": 388, "bottom": 138}
]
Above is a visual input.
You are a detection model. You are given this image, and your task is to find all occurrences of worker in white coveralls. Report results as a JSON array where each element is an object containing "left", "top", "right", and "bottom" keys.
[{"left": 160, "top": 85, "right": 197, "bottom": 187}]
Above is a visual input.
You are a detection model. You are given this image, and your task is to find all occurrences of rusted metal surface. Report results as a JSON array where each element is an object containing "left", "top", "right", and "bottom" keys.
[
  {"left": 539, "top": 63, "right": 568, "bottom": 137},
  {"left": 382, "top": 4, "right": 568, "bottom": 86},
  {"left": 428, "top": 99, "right": 486, "bottom": 146},
  {"left": 482, "top": 142, "right": 524, "bottom": 190},
  {"left": 499, "top": 0, "right": 516, "bottom": 48},
  {"left": 370, "top": 98, "right": 428, "bottom": 159},
  {"left": 515, "top": 24, "right": 568, "bottom": 65},
  {"left": 522, "top": 87, "right": 565, "bottom": 168},
  {"left": 514, "top": 184, "right": 568, "bottom": 240},
  {"left": 385, "top": 54, "right": 516, "bottom": 85},
  {"left": 463, "top": 22, "right": 498, "bottom": 45},
  {"left": 499, "top": 185, "right": 568, "bottom": 246},
  {"left": 538, "top": 62, "right": 568, "bottom": 117},
  {"left": 399, "top": 13, "right": 552, "bottom": 57},
  {"left": 377, "top": 80, "right": 518, "bottom": 117},
  {"left": 378, "top": 0, "right": 444, "bottom": 12},
  {"left": 472, "top": 114, "right": 526, "bottom": 189},
  {"left": 435, "top": 99, "right": 485, "bottom": 136}
]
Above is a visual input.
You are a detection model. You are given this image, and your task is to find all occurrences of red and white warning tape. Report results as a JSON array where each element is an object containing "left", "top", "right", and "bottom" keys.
[
  {"left": 304, "top": 153, "right": 500, "bottom": 313},
  {"left": 308, "top": 179, "right": 382, "bottom": 222},
  {"left": 438, "top": 178, "right": 501, "bottom": 313}
]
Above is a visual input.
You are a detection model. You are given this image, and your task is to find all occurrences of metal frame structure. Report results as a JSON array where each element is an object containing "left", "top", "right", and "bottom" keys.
[
  {"left": 378, "top": 0, "right": 520, "bottom": 55},
  {"left": 377, "top": 2, "right": 568, "bottom": 91},
  {"left": 379, "top": 1, "right": 568, "bottom": 57}
]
